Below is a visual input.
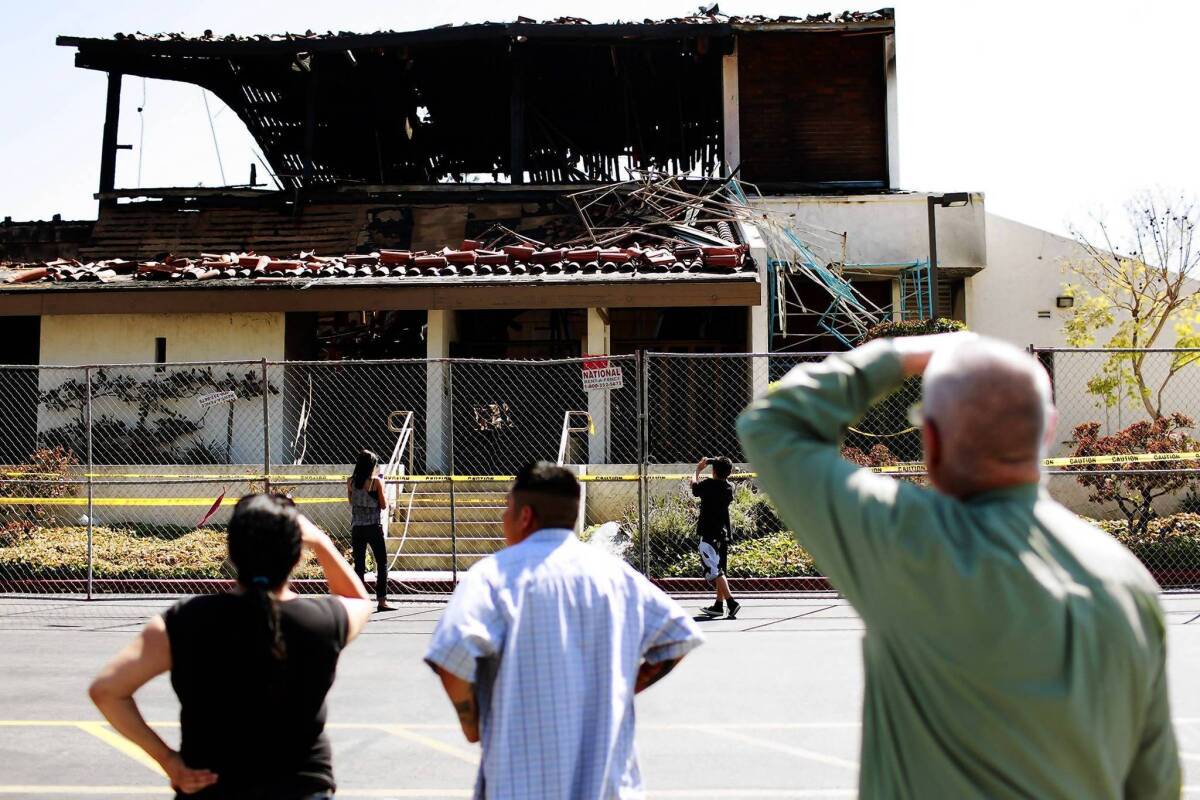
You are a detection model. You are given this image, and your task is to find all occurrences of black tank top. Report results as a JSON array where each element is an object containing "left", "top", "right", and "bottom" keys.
[{"left": 163, "top": 594, "right": 349, "bottom": 799}]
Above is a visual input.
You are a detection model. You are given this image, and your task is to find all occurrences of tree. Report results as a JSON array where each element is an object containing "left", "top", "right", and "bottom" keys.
[
  {"left": 1063, "top": 191, "right": 1200, "bottom": 419},
  {"left": 1068, "top": 414, "right": 1199, "bottom": 537}
]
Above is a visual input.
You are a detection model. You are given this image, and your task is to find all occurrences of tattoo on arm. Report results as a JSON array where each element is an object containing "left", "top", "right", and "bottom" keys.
[
  {"left": 635, "top": 657, "right": 680, "bottom": 694},
  {"left": 454, "top": 698, "right": 477, "bottom": 723}
]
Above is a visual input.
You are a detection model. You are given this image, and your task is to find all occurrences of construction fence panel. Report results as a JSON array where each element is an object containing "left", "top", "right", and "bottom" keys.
[
  {"left": 639, "top": 352, "right": 925, "bottom": 593},
  {"left": 446, "top": 355, "right": 641, "bottom": 575},
  {"left": 268, "top": 359, "right": 436, "bottom": 474},
  {"left": 0, "top": 365, "right": 86, "bottom": 610},
  {"left": 643, "top": 352, "right": 924, "bottom": 466},
  {"left": 1036, "top": 348, "right": 1200, "bottom": 590},
  {"left": 8, "top": 349, "right": 1200, "bottom": 610}
]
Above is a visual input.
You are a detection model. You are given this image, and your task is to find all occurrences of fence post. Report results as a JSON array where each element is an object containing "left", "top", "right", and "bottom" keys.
[
  {"left": 261, "top": 358, "right": 271, "bottom": 494},
  {"left": 85, "top": 366, "right": 94, "bottom": 601},
  {"left": 447, "top": 361, "right": 457, "bottom": 584},
  {"left": 638, "top": 351, "right": 649, "bottom": 575}
]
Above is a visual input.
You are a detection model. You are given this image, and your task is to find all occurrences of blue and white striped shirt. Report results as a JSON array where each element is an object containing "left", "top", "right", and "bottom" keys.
[{"left": 425, "top": 527, "right": 704, "bottom": 800}]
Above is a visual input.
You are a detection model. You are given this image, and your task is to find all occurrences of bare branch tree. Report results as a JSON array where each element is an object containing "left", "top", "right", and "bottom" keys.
[{"left": 1063, "top": 190, "right": 1200, "bottom": 419}]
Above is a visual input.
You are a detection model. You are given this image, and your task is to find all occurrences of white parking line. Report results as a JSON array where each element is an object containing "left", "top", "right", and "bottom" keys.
[{"left": 685, "top": 724, "right": 859, "bottom": 771}]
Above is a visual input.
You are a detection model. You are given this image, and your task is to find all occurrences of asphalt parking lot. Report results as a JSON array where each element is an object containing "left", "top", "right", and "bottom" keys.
[{"left": 3, "top": 594, "right": 1200, "bottom": 798}]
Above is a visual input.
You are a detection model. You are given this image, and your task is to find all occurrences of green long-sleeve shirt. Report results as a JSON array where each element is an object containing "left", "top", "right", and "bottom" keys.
[{"left": 736, "top": 340, "right": 1180, "bottom": 800}]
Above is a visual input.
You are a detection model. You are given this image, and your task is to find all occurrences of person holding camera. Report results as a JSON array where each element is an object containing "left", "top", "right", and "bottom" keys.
[
  {"left": 692, "top": 456, "right": 741, "bottom": 619},
  {"left": 88, "top": 494, "right": 373, "bottom": 799},
  {"left": 348, "top": 449, "right": 393, "bottom": 612}
]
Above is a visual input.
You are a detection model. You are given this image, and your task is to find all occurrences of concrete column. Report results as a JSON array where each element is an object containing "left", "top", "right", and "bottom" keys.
[
  {"left": 891, "top": 277, "right": 903, "bottom": 321},
  {"left": 740, "top": 223, "right": 771, "bottom": 399},
  {"left": 721, "top": 43, "right": 740, "bottom": 176},
  {"left": 884, "top": 33, "right": 900, "bottom": 190},
  {"left": 585, "top": 308, "right": 611, "bottom": 464},
  {"left": 425, "top": 310, "right": 455, "bottom": 472}
]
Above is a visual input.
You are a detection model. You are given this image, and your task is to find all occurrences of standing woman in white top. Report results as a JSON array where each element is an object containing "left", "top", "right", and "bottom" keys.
[{"left": 347, "top": 449, "right": 392, "bottom": 611}]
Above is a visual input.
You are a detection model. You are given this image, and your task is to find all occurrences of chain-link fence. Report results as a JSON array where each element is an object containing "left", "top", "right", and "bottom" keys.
[
  {"left": 4, "top": 349, "right": 1200, "bottom": 613},
  {"left": 1035, "top": 348, "right": 1200, "bottom": 590}
]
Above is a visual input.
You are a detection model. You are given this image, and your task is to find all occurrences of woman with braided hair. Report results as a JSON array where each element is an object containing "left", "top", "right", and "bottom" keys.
[{"left": 89, "top": 494, "right": 373, "bottom": 799}]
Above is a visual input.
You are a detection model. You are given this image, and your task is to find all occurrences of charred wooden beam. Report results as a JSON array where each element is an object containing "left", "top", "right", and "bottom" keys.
[{"left": 98, "top": 72, "right": 123, "bottom": 208}]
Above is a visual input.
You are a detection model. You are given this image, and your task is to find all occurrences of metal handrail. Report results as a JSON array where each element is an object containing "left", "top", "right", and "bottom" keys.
[
  {"left": 383, "top": 411, "right": 415, "bottom": 499},
  {"left": 557, "top": 410, "right": 592, "bottom": 466},
  {"left": 383, "top": 411, "right": 418, "bottom": 574}
]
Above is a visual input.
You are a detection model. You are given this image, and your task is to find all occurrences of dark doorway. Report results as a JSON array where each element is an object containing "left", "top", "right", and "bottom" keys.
[
  {"left": 0, "top": 316, "right": 40, "bottom": 463},
  {"left": 451, "top": 309, "right": 585, "bottom": 360},
  {"left": 282, "top": 311, "right": 428, "bottom": 465}
]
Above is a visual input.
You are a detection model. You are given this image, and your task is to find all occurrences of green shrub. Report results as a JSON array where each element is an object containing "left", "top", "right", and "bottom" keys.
[
  {"left": 7, "top": 512, "right": 1200, "bottom": 585},
  {"left": 623, "top": 481, "right": 787, "bottom": 573},
  {"left": 862, "top": 318, "right": 967, "bottom": 342},
  {"left": 1088, "top": 514, "right": 1200, "bottom": 571},
  {"left": 664, "top": 531, "right": 818, "bottom": 578}
]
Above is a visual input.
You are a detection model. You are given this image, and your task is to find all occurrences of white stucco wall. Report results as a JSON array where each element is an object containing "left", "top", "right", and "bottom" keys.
[
  {"left": 37, "top": 312, "right": 285, "bottom": 466},
  {"left": 754, "top": 192, "right": 987, "bottom": 270},
  {"left": 39, "top": 312, "right": 284, "bottom": 366},
  {"left": 970, "top": 214, "right": 1200, "bottom": 439},
  {"left": 966, "top": 214, "right": 1083, "bottom": 348}
]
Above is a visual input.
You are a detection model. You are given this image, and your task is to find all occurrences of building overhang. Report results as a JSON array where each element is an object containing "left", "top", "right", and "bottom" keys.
[{"left": 0, "top": 273, "right": 760, "bottom": 316}]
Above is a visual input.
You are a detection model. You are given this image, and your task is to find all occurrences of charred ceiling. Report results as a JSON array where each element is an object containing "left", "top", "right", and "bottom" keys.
[{"left": 62, "top": 30, "right": 730, "bottom": 188}]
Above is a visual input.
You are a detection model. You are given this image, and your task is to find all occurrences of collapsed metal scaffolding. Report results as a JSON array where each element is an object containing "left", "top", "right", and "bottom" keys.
[{"left": 545, "top": 171, "right": 891, "bottom": 350}]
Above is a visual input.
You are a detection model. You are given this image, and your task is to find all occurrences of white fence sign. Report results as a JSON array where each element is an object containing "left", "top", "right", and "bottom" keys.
[
  {"left": 198, "top": 390, "right": 238, "bottom": 408},
  {"left": 582, "top": 356, "right": 624, "bottom": 391}
]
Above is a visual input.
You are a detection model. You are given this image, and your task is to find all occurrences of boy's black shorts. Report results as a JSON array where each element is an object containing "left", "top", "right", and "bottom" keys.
[{"left": 699, "top": 536, "right": 728, "bottom": 582}]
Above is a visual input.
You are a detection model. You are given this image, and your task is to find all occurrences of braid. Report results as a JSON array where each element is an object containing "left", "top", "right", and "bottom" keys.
[
  {"left": 228, "top": 494, "right": 302, "bottom": 667},
  {"left": 249, "top": 582, "right": 287, "bottom": 662}
]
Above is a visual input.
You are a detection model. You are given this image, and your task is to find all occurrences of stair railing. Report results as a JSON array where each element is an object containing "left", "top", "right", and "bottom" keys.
[
  {"left": 556, "top": 411, "right": 592, "bottom": 466},
  {"left": 384, "top": 411, "right": 418, "bottom": 572}
]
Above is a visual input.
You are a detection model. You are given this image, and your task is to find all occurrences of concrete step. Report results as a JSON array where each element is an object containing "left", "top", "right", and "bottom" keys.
[
  {"left": 386, "top": 552, "right": 490, "bottom": 570},
  {"left": 398, "top": 490, "right": 509, "bottom": 503},
  {"left": 387, "top": 536, "right": 505, "bottom": 556},
  {"left": 401, "top": 505, "right": 507, "bottom": 523},
  {"left": 389, "top": 519, "right": 503, "bottom": 537}
]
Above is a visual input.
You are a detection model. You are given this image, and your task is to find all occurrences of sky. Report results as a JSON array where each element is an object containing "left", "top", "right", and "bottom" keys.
[{"left": 1, "top": 0, "right": 1195, "bottom": 238}]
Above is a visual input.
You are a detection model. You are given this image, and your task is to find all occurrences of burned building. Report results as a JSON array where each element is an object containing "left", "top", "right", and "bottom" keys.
[{"left": 2, "top": 9, "right": 1012, "bottom": 470}]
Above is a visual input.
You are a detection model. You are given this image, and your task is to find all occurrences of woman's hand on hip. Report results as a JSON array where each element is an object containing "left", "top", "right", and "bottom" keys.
[{"left": 164, "top": 750, "right": 218, "bottom": 794}]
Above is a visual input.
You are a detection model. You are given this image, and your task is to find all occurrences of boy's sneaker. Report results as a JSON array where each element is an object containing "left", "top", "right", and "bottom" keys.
[
  {"left": 726, "top": 599, "right": 741, "bottom": 620},
  {"left": 700, "top": 603, "right": 724, "bottom": 617}
]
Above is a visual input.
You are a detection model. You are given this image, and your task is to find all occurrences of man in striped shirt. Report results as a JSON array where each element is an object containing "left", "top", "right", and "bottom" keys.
[{"left": 426, "top": 462, "right": 703, "bottom": 799}]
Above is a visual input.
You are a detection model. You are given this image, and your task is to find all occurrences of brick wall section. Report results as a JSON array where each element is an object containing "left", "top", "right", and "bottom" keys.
[
  {"left": 79, "top": 199, "right": 580, "bottom": 261},
  {"left": 0, "top": 217, "right": 94, "bottom": 262},
  {"left": 737, "top": 32, "right": 887, "bottom": 185}
]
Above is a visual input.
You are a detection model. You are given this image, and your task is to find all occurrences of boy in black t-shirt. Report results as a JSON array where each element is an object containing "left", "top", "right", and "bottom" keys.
[{"left": 691, "top": 456, "right": 741, "bottom": 619}]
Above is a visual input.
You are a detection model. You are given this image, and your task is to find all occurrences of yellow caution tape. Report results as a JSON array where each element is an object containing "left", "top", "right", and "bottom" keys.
[
  {"left": 0, "top": 497, "right": 345, "bottom": 507},
  {"left": 847, "top": 426, "right": 918, "bottom": 439},
  {"left": 1043, "top": 451, "right": 1200, "bottom": 467}
]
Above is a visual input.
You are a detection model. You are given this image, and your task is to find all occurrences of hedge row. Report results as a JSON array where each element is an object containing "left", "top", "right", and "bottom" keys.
[
  {"left": 2, "top": 513, "right": 1199, "bottom": 583},
  {"left": 0, "top": 526, "right": 344, "bottom": 581}
]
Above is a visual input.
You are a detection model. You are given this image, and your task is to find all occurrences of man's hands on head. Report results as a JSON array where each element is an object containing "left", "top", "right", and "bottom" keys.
[{"left": 891, "top": 333, "right": 977, "bottom": 378}]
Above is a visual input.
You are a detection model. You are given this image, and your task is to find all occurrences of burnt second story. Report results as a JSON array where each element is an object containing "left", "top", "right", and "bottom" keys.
[{"left": 58, "top": 9, "right": 897, "bottom": 199}]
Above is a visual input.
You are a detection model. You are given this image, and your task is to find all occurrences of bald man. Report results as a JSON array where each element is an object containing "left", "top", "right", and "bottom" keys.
[{"left": 737, "top": 334, "right": 1180, "bottom": 799}]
